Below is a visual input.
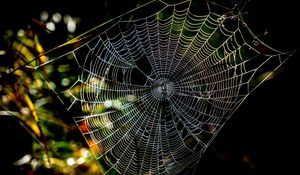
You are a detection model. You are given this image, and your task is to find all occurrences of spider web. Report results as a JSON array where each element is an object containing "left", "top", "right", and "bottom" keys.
[{"left": 29, "top": 0, "right": 293, "bottom": 174}]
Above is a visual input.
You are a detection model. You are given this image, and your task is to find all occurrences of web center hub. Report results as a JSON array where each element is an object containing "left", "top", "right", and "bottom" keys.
[{"left": 152, "top": 79, "right": 174, "bottom": 100}]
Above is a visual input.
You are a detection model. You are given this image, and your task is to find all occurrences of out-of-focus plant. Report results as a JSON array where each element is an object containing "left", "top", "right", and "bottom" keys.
[{"left": 0, "top": 12, "right": 102, "bottom": 175}]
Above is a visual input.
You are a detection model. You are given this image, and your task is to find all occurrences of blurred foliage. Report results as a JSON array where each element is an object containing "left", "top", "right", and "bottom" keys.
[{"left": 0, "top": 10, "right": 102, "bottom": 175}]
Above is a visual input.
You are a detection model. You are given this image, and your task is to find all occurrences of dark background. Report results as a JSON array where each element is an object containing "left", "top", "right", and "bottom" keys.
[{"left": 1, "top": 0, "right": 299, "bottom": 174}]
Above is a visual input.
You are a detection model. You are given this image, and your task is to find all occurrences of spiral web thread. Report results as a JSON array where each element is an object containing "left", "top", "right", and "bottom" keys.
[{"left": 31, "top": 0, "right": 293, "bottom": 174}]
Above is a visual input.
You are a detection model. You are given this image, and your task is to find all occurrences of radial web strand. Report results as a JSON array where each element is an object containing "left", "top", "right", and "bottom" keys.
[{"left": 29, "top": 0, "right": 294, "bottom": 174}]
